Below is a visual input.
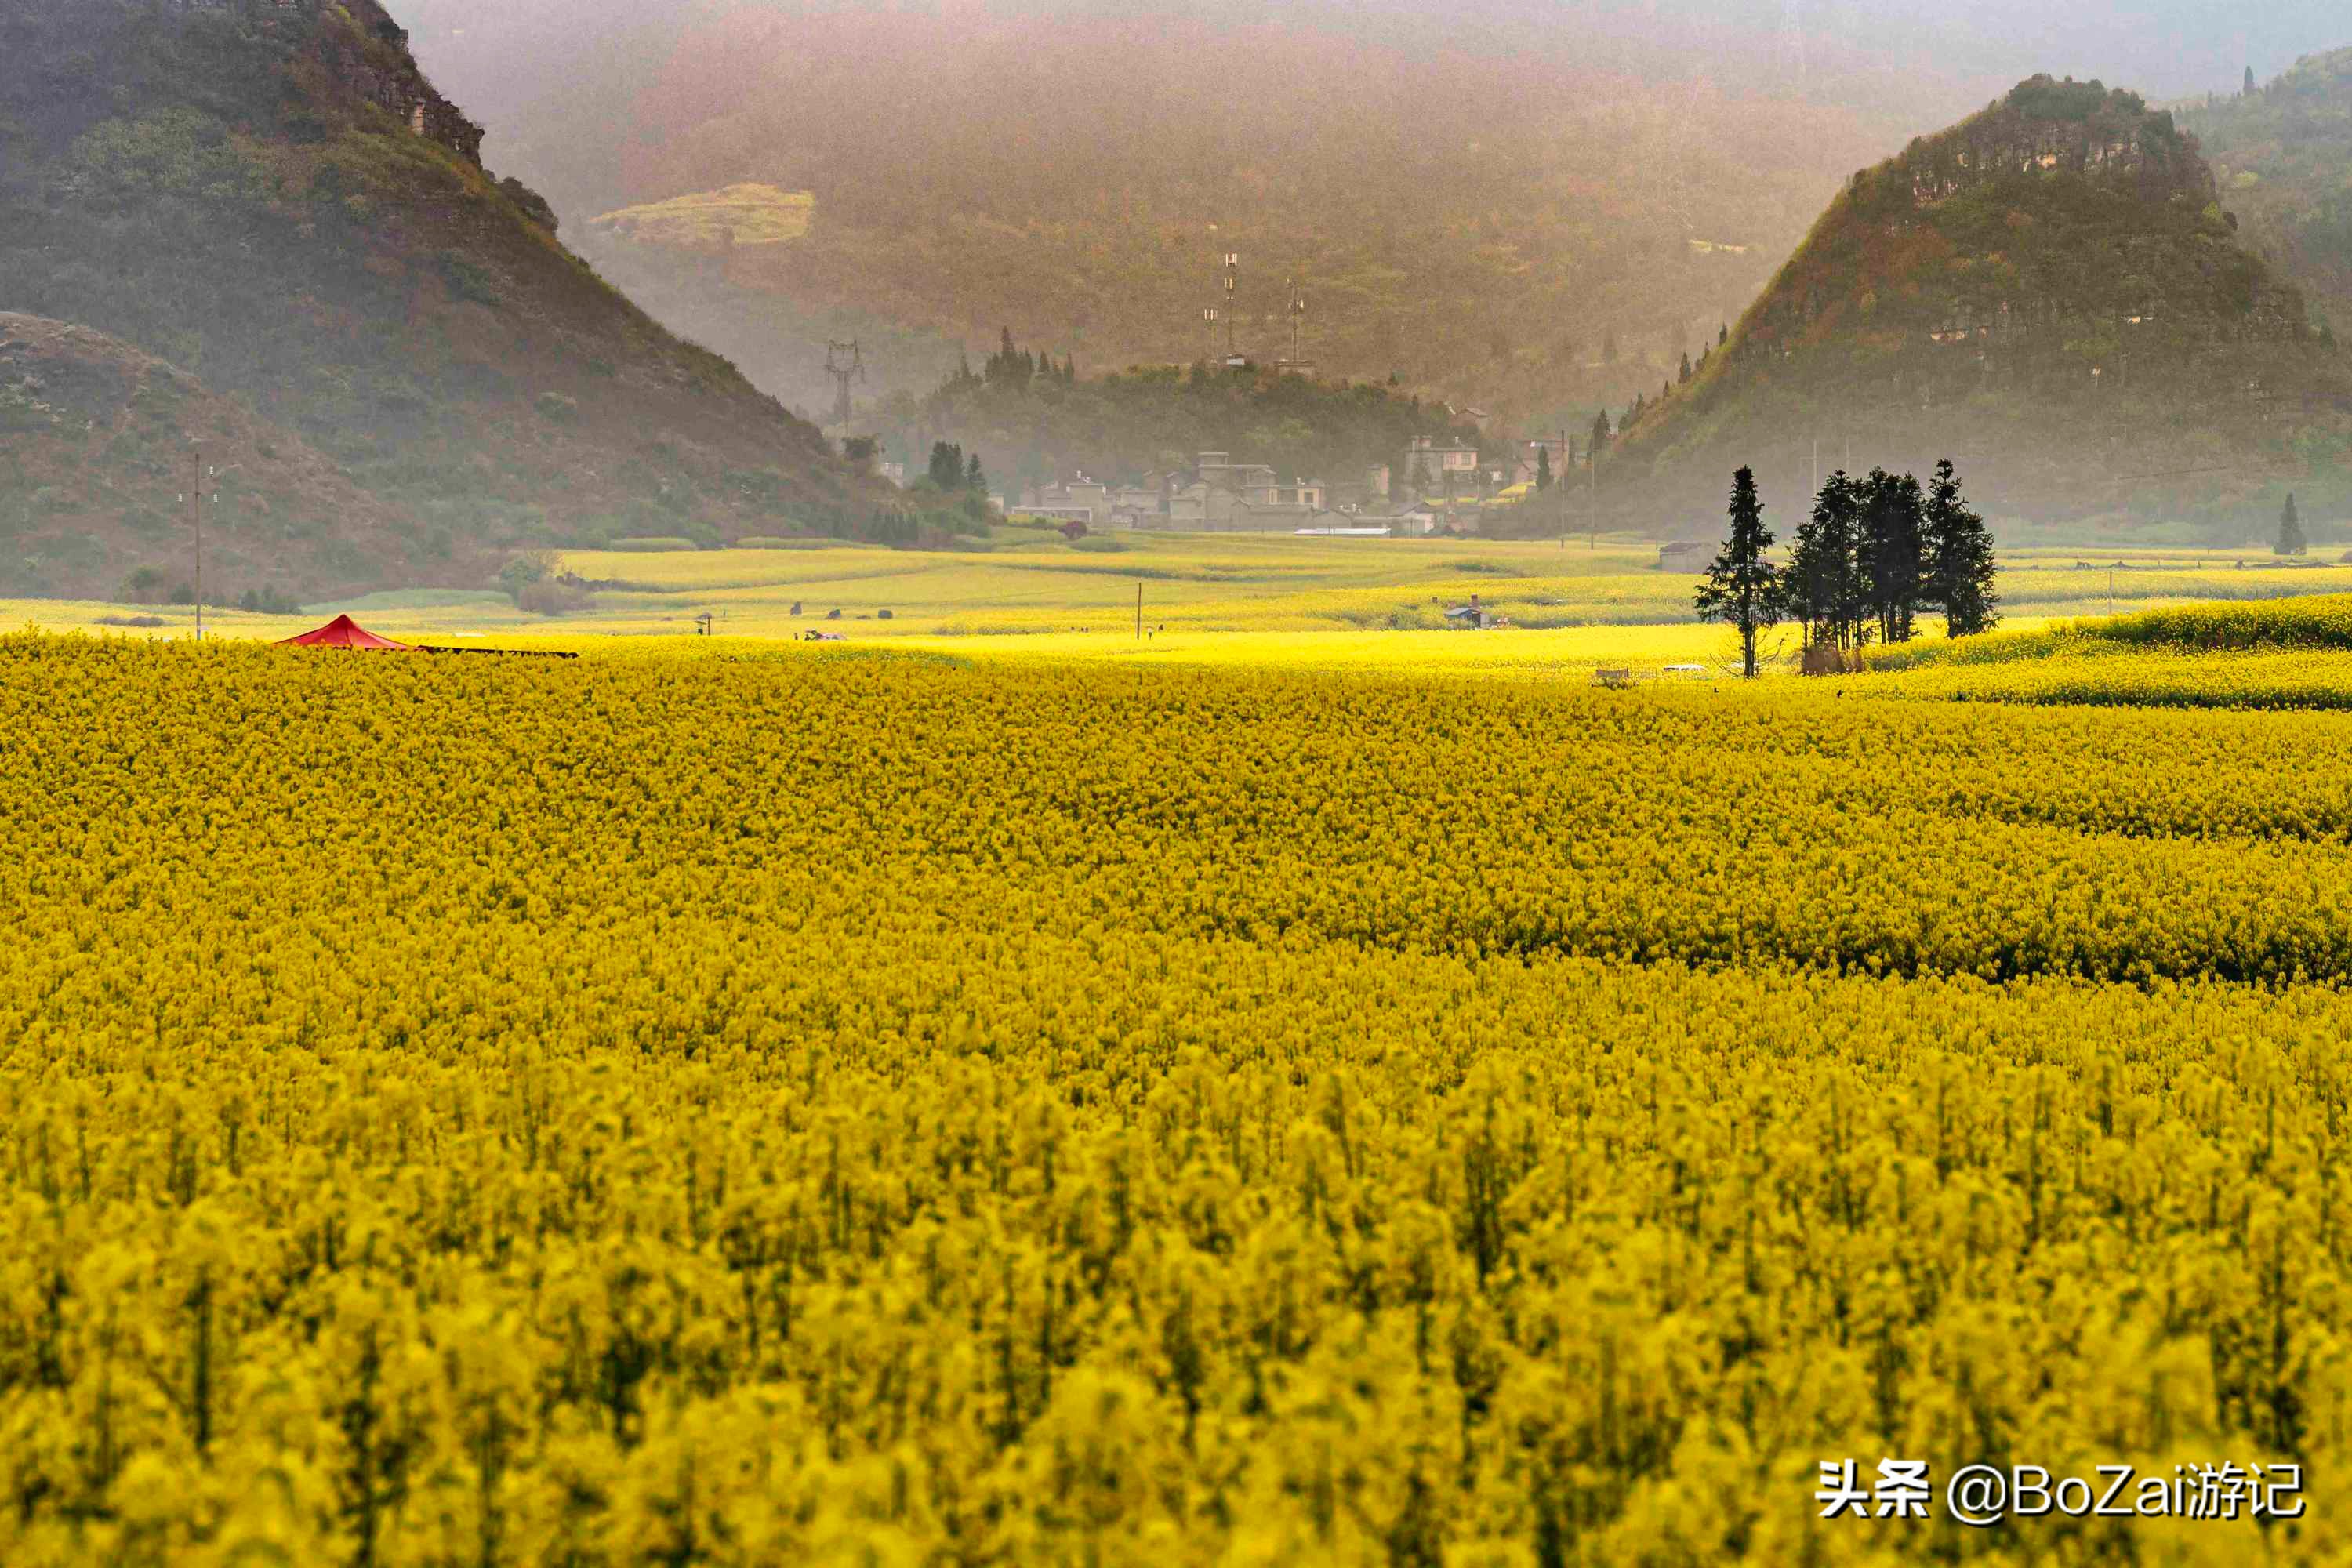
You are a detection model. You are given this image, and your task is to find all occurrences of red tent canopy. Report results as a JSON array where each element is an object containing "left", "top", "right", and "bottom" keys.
[{"left": 278, "top": 615, "right": 414, "bottom": 651}]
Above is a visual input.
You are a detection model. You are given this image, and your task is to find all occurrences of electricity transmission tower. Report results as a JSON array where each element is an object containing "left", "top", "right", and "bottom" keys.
[{"left": 823, "top": 340, "right": 864, "bottom": 427}]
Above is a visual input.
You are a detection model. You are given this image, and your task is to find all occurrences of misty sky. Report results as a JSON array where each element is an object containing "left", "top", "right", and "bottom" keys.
[{"left": 401, "top": 0, "right": 2350, "bottom": 217}]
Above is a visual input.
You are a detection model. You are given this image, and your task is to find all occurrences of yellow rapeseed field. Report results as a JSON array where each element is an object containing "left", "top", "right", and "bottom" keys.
[{"left": 4, "top": 631, "right": 2350, "bottom": 1563}]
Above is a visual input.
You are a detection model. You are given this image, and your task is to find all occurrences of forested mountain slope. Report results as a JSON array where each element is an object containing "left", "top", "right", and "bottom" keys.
[
  {"left": 2183, "top": 47, "right": 2352, "bottom": 341},
  {"left": 1612, "top": 78, "right": 2352, "bottom": 529},
  {"left": 0, "top": 0, "right": 920, "bottom": 597}
]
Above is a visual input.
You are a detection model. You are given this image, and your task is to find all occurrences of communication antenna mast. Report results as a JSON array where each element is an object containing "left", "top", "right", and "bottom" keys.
[
  {"left": 1221, "top": 252, "right": 1240, "bottom": 361},
  {"left": 1202, "top": 306, "right": 1221, "bottom": 363},
  {"left": 1287, "top": 278, "right": 1309, "bottom": 372},
  {"left": 823, "top": 339, "right": 865, "bottom": 428}
]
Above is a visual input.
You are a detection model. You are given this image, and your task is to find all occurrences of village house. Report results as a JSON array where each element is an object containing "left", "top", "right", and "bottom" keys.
[
  {"left": 1506, "top": 437, "right": 1573, "bottom": 488},
  {"left": 1021, "top": 477, "right": 1112, "bottom": 524},
  {"left": 1404, "top": 436, "right": 1480, "bottom": 486}
]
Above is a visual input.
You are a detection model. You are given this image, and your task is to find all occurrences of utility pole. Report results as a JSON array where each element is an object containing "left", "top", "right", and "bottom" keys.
[
  {"left": 188, "top": 444, "right": 205, "bottom": 641},
  {"left": 1558, "top": 430, "right": 1568, "bottom": 550}
]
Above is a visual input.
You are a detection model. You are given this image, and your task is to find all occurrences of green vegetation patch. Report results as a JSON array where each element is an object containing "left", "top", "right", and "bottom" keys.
[{"left": 589, "top": 184, "right": 815, "bottom": 249}]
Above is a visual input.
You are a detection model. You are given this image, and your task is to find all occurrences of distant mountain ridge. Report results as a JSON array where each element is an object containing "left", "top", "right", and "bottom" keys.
[
  {"left": 423, "top": 4, "right": 1906, "bottom": 428},
  {"left": 0, "top": 0, "right": 925, "bottom": 598},
  {"left": 2184, "top": 47, "right": 2352, "bottom": 340},
  {"left": 1610, "top": 77, "right": 2352, "bottom": 529}
]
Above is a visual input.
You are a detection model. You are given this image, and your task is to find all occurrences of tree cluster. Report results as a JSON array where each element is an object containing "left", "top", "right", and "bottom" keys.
[
  {"left": 1697, "top": 460, "right": 2001, "bottom": 677},
  {"left": 880, "top": 333, "right": 1479, "bottom": 493},
  {"left": 924, "top": 441, "right": 991, "bottom": 523},
  {"left": 960, "top": 328, "right": 1076, "bottom": 394}
]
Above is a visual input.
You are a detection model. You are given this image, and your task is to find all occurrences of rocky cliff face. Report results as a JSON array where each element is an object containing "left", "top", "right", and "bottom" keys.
[{"left": 159, "top": 0, "right": 481, "bottom": 162}]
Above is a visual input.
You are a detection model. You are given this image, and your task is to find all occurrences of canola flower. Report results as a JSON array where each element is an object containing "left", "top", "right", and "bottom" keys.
[{"left": 2, "top": 634, "right": 2349, "bottom": 1563}]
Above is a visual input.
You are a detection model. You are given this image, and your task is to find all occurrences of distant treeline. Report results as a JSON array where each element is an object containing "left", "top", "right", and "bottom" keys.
[{"left": 866, "top": 332, "right": 1483, "bottom": 490}]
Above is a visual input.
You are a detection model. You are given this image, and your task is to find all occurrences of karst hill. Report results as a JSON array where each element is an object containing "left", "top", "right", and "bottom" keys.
[
  {"left": 0, "top": 0, "right": 912, "bottom": 601},
  {"left": 1613, "top": 77, "right": 2352, "bottom": 528}
]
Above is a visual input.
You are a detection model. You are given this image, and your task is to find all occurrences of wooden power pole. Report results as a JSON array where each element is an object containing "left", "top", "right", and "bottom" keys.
[{"left": 189, "top": 445, "right": 205, "bottom": 641}]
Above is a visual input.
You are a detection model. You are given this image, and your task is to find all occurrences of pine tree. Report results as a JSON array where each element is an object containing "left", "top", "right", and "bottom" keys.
[
  {"left": 1922, "top": 459, "right": 2000, "bottom": 637},
  {"left": 1719, "top": 323, "right": 1729, "bottom": 347},
  {"left": 1536, "top": 445, "right": 1553, "bottom": 490},
  {"left": 1695, "top": 467, "right": 1782, "bottom": 678},
  {"left": 966, "top": 452, "right": 985, "bottom": 492},
  {"left": 1589, "top": 409, "right": 1612, "bottom": 453},
  {"left": 1679, "top": 352, "right": 1693, "bottom": 384},
  {"left": 2245, "top": 66, "right": 2257, "bottom": 98},
  {"left": 2279, "top": 492, "right": 2308, "bottom": 557},
  {"left": 927, "top": 441, "right": 966, "bottom": 490},
  {"left": 1860, "top": 467, "right": 1927, "bottom": 643},
  {"left": 1787, "top": 470, "right": 1864, "bottom": 648}
]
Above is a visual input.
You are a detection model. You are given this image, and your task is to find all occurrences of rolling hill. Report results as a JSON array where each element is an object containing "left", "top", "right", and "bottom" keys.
[
  {"left": 0, "top": 0, "right": 927, "bottom": 598},
  {"left": 1605, "top": 78, "right": 2352, "bottom": 532},
  {"left": 0, "top": 314, "right": 429, "bottom": 602}
]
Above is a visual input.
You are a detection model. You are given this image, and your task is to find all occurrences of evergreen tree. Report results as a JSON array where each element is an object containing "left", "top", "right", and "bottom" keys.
[
  {"left": 1589, "top": 409, "right": 1612, "bottom": 453},
  {"left": 2245, "top": 65, "right": 2257, "bottom": 97},
  {"left": 966, "top": 452, "right": 986, "bottom": 492},
  {"left": 985, "top": 328, "right": 1035, "bottom": 391},
  {"left": 1536, "top": 445, "right": 1553, "bottom": 490},
  {"left": 927, "top": 441, "right": 966, "bottom": 490},
  {"left": 1695, "top": 467, "right": 1782, "bottom": 679},
  {"left": 1860, "top": 467, "right": 1927, "bottom": 644},
  {"left": 1787, "top": 470, "right": 1866, "bottom": 648},
  {"left": 1922, "top": 459, "right": 2000, "bottom": 637},
  {"left": 1679, "top": 352, "right": 1693, "bottom": 384},
  {"left": 2279, "top": 492, "right": 2307, "bottom": 556},
  {"left": 1719, "top": 323, "right": 1729, "bottom": 347}
]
